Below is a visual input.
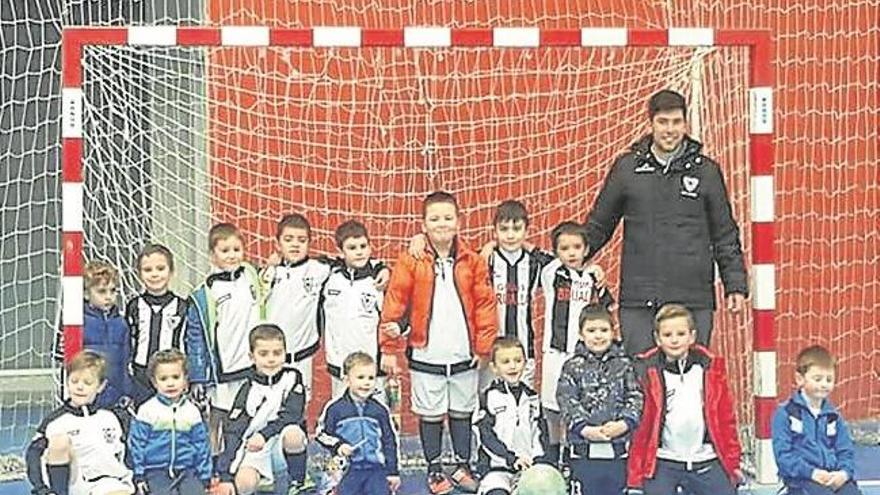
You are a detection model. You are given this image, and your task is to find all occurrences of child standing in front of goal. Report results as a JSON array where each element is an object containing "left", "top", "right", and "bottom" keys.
[
  {"left": 186, "top": 223, "right": 265, "bottom": 453},
  {"left": 538, "top": 221, "right": 614, "bottom": 470},
  {"left": 320, "top": 220, "right": 388, "bottom": 400},
  {"left": 555, "top": 304, "right": 642, "bottom": 495},
  {"left": 380, "top": 191, "right": 497, "bottom": 495},
  {"left": 81, "top": 261, "right": 134, "bottom": 409},
  {"left": 27, "top": 350, "right": 135, "bottom": 495},
  {"left": 478, "top": 200, "right": 552, "bottom": 390},
  {"left": 125, "top": 244, "right": 200, "bottom": 405},
  {"left": 627, "top": 304, "right": 743, "bottom": 495}
]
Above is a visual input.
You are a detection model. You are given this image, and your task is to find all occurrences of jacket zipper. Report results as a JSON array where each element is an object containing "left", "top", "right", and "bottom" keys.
[
  {"left": 423, "top": 244, "right": 472, "bottom": 357},
  {"left": 169, "top": 403, "right": 177, "bottom": 478},
  {"left": 814, "top": 407, "right": 828, "bottom": 468}
]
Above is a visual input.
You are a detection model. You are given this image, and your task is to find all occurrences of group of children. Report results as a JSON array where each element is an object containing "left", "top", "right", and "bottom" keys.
[{"left": 27, "top": 191, "right": 862, "bottom": 495}]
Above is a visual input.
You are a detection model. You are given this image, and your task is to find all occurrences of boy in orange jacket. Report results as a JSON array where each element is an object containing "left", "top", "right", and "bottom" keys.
[{"left": 380, "top": 191, "right": 497, "bottom": 494}]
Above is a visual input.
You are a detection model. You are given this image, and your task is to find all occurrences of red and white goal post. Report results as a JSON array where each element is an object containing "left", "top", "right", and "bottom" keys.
[{"left": 59, "top": 25, "right": 777, "bottom": 483}]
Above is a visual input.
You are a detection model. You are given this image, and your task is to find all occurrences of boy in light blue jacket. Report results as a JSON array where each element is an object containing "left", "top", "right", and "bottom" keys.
[{"left": 128, "top": 349, "right": 212, "bottom": 494}]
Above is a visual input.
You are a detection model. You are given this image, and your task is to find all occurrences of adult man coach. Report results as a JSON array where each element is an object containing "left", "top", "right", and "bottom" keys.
[{"left": 584, "top": 89, "right": 748, "bottom": 356}]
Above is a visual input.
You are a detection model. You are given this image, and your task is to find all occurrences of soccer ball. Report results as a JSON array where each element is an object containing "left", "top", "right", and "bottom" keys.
[{"left": 515, "top": 464, "right": 567, "bottom": 495}]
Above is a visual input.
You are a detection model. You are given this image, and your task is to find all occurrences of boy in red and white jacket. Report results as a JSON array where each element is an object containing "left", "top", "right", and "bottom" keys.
[{"left": 627, "top": 304, "right": 743, "bottom": 495}]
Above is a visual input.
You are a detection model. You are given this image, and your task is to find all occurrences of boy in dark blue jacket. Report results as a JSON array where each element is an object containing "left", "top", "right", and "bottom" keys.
[
  {"left": 82, "top": 261, "right": 132, "bottom": 408},
  {"left": 556, "top": 304, "right": 642, "bottom": 495},
  {"left": 128, "top": 349, "right": 212, "bottom": 494},
  {"left": 317, "top": 352, "right": 400, "bottom": 495},
  {"left": 772, "top": 345, "right": 862, "bottom": 495}
]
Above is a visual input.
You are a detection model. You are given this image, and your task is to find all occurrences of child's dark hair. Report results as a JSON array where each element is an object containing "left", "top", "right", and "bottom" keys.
[
  {"left": 653, "top": 303, "right": 695, "bottom": 333},
  {"left": 795, "top": 345, "right": 836, "bottom": 375},
  {"left": 208, "top": 223, "right": 242, "bottom": 250},
  {"left": 578, "top": 304, "right": 613, "bottom": 331},
  {"left": 148, "top": 348, "right": 188, "bottom": 382},
  {"left": 137, "top": 243, "right": 174, "bottom": 272},
  {"left": 83, "top": 261, "right": 119, "bottom": 291},
  {"left": 550, "top": 221, "right": 587, "bottom": 251},
  {"left": 343, "top": 351, "right": 375, "bottom": 375},
  {"left": 334, "top": 220, "right": 369, "bottom": 249},
  {"left": 648, "top": 89, "right": 687, "bottom": 119},
  {"left": 494, "top": 200, "right": 529, "bottom": 227},
  {"left": 422, "top": 191, "right": 458, "bottom": 217},
  {"left": 490, "top": 337, "right": 525, "bottom": 363},
  {"left": 276, "top": 213, "right": 311, "bottom": 239},
  {"left": 67, "top": 350, "right": 108, "bottom": 381},
  {"left": 249, "top": 324, "right": 286, "bottom": 351}
]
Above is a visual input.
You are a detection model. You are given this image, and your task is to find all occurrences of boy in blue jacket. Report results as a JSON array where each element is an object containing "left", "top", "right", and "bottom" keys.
[
  {"left": 772, "top": 345, "right": 862, "bottom": 495},
  {"left": 128, "top": 349, "right": 212, "bottom": 494},
  {"left": 82, "top": 261, "right": 132, "bottom": 408},
  {"left": 316, "top": 352, "right": 400, "bottom": 495},
  {"left": 556, "top": 304, "right": 642, "bottom": 495}
]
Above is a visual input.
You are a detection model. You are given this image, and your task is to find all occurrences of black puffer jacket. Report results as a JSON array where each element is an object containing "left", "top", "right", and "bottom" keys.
[{"left": 585, "top": 134, "right": 748, "bottom": 309}]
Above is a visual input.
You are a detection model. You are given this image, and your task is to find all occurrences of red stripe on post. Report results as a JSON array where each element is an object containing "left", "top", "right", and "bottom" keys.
[
  {"left": 750, "top": 31, "right": 774, "bottom": 87},
  {"left": 750, "top": 134, "right": 773, "bottom": 175},
  {"left": 63, "top": 232, "right": 84, "bottom": 276},
  {"left": 752, "top": 222, "right": 774, "bottom": 264},
  {"left": 754, "top": 396, "right": 777, "bottom": 439},
  {"left": 714, "top": 29, "right": 762, "bottom": 46},
  {"left": 63, "top": 325, "right": 84, "bottom": 364},
  {"left": 62, "top": 31, "right": 83, "bottom": 87},
  {"left": 451, "top": 29, "right": 493, "bottom": 46},
  {"left": 270, "top": 29, "right": 312, "bottom": 46},
  {"left": 753, "top": 309, "right": 775, "bottom": 352},
  {"left": 715, "top": 30, "right": 774, "bottom": 85},
  {"left": 65, "top": 27, "right": 128, "bottom": 45},
  {"left": 62, "top": 139, "right": 83, "bottom": 182},
  {"left": 362, "top": 29, "right": 403, "bottom": 46},
  {"left": 178, "top": 27, "right": 222, "bottom": 46},
  {"left": 628, "top": 29, "right": 667, "bottom": 46},
  {"left": 540, "top": 29, "right": 580, "bottom": 46}
]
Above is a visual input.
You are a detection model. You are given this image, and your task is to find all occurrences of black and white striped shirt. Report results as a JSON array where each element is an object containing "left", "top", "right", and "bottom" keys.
[
  {"left": 540, "top": 258, "right": 614, "bottom": 354},
  {"left": 125, "top": 291, "right": 188, "bottom": 387},
  {"left": 489, "top": 248, "right": 553, "bottom": 358}
]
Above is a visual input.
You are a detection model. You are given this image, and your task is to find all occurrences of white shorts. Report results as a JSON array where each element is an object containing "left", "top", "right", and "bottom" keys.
[
  {"left": 233, "top": 425, "right": 299, "bottom": 484},
  {"left": 291, "top": 355, "right": 314, "bottom": 401},
  {"left": 210, "top": 378, "right": 246, "bottom": 411},
  {"left": 410, "top": 369, "right": 478, "bottom": 417},
  {"left": 70, "top": 471, "right": 134, "bottom": 495},
  {"left": 478, "top": 358, "right": 536, "bottom": 391},
  {"left": 330, "top": 375, "right": 387, "bottom": 406},
  {"left": 478, "top": 470, "right": 516, "bottom": 494},
  {"left": 540, "top": 349, "right": 571, "bottom": 412}
]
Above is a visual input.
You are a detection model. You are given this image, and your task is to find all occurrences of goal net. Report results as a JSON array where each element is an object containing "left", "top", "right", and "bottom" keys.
[{"left": 74, "top": 41, "right": 754, "bottom": 444}]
